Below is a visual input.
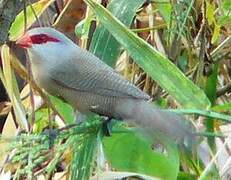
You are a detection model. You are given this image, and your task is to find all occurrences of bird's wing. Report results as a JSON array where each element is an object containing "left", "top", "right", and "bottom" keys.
[{"left": 49, "top": 48, "right": 150, "bottom": 100}]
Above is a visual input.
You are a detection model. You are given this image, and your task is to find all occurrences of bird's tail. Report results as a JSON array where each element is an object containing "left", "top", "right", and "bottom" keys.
[{"left": 115, "top": 99, "right": 194, "bottom": 143}]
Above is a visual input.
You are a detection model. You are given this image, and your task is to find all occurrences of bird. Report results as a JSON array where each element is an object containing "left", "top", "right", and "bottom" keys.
[{"left": 15, "top": 27, "right": 192, "bottom": 141}]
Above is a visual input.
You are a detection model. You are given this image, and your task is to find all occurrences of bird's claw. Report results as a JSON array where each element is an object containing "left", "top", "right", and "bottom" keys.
[{"left": 102, "top": 117, "right": 112, "bottom": 137}]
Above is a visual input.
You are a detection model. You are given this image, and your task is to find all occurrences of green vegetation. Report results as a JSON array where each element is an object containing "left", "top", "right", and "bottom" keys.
[{"left": 0, "top": 0, "right": 230, "bottom": 179}]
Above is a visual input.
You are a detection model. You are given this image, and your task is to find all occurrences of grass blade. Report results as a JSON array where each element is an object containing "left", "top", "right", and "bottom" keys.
[
  {"left": 9, "top": 0, "right": 54, "bottom": 41},
  {"left": 84, "top": 0, "right": 210, "bottom": 109},
  {"left": 90, "top": 0, "right": 146, "bottom": 67}
]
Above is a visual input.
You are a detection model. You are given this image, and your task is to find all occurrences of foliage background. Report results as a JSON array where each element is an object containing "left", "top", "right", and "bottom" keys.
[{"left": 0, "top": 0, "right": 230, "bottom": 179}]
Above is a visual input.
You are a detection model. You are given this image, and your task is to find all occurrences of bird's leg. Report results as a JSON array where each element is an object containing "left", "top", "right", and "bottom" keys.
[
  {"left": 102, "top": 117, "right": 113, "bottom": 137},
  {"left": 76, "top": 112, "right": 112, "bottom": 136},
  {"left": 42, "top": 128, "right": 59, "bottom": 148},
  {"left": 75, "top": 112, "right": 87, "bottom": 124}
]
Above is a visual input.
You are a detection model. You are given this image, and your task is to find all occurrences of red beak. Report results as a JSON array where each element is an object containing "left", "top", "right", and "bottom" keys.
[{"left": 16, "top": 33, "right": 32, "bottom": 48}]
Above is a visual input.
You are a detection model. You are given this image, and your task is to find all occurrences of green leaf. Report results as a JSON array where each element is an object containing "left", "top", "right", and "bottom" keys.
[
  {"left": 103, "top": 125, "right": 179, "bottom": 180},
  {"left": 49, "top": 96, "right": 75, "bottom": 124},
  {"left": 9, "top": 0, "right": 54, "bottom": 41},
  {"left": 177, "top": 172, "right": 197, "bottom": 180},
  {"left": 89, "top": 0, "right": 146, "bottom": 67},
  {"left": 222, "top": 0, "right": 231, "bottom": 11},
  {"left": 206, "top": 2, "right": 216, "bottom": 26},
  {"left": 84, "top": 0, "right": 210, "bottom": 109},
  {"left": 33, "top": 108, "right": 58, "bottom": 134},
  {"left": 75, "top": 16, "right": 94, "bottom": 39},
  {"left": 178, "top": 50, "right": 188, "bottom": 73},
  {"left": 204, "top": 63, "right": 218, "bottom": 149},
  {"left": 211, "top": 23, "right": 221, "bottom": 44},
  {"left": 205, "top": 64, "right": 218, "bottom": 105},
  {"left": 156, "top": 0, "right": 172, "bottom": 27},
  {"left": 70, "top": 117, "right": 102, "bottom": 180},
  {"left": 218, "top": 15, "right": 231, "bottom": 26},
  {"left": 34, "top": 108, "right": 50, "bottom": 133},
  {"left": 70, "top": 135, "right": 97, "bottom": 180},
  {"left": 96, "top": 171, "right": 157, "bottom": 180},
  {"left": 206, "top": 1, "right": 221, "bottom": 44},
  {"left": 170, "top": 109, "right": 231, "bottom": 123},
  {"left": 212, "top": 103, "right": 231, "bottom": 112}
]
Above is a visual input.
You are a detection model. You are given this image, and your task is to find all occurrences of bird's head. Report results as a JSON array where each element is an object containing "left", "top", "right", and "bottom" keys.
[
  {"left": 16, "top": 27, "right": 76, "bottom": 63},
  {"left": 16, "top": 27, "right": 74, "bottom": 48}
]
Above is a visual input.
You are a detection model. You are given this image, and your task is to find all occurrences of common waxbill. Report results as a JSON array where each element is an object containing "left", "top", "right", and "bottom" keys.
[{"left": 16, "top": 27, "right": 192, "bottom": 141}]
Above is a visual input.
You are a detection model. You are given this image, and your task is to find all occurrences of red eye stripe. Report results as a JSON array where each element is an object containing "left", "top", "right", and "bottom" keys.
[
  {"left": 16, "top": 33, "right": 60, "bottom": 49},
  {"left": 30, "top": 34, "right": 60, "bottom": 44}
]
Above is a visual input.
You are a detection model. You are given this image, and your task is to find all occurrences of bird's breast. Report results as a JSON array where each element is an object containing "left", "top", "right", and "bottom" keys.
[{"left": 31, "top": 63, "right": 59, "bottom": 96}]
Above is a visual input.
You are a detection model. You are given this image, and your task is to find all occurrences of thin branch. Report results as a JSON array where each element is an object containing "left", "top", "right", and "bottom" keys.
[
  {"left": 211, "top": 36, "right": 231, "bottom": 59},
  {"left": 217, "top": 83, "right": 231, "bottom": 97},
  {"left": 28, "top": 0, "right": 42, "bottom": 27}
]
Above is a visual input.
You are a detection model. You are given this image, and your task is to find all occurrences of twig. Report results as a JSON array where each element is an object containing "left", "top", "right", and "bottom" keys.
[
  {"left": 211, "top": 36, "right": 231, "bottom": 59},
  {"left": 25, "top": 52, "right": 35, "bottom": 132},
  {"left": 131, "top": 24, "right": 167, "bottom": 33},
  {"left": 176, "top": 0, "right": 195, "bottom": 41},
  {"left": 23, "top": 0, "right": 27, "bottom": 32},
  {"left": 28, "top": 0, "right": 42, "bottom": 27},
  {"left": 199, "top": 136, "right": 231, "bottom": 179},
  {"left": 217, "top": 83, "right": 231, "bottom": 97}
]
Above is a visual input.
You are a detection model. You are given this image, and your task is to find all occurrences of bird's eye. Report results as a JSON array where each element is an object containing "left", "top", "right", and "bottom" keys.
[
  {"left": 30, "top": 34, "right": 60, "bottom": 45},
  {"left": 38, "top": 35, "right": 47, "bottom": 41},
  {"left": 30, "top": 34, "right": 49, "bottom": 44}
]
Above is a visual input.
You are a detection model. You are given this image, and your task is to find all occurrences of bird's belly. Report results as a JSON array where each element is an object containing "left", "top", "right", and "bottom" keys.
[
  {"left": 32, "top": 65, "right": 121, "bottom": 118},
  {"left": 59, "top": 88, "right": 119, "bottom": 118}
]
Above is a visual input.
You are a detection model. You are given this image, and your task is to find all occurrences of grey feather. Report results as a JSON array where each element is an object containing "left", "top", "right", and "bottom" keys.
[
  {"left": 24, "top": 27, "right": 193, "bottom": 142},
  {"left": 49, "top": 47, "right": 150, "bottom": 100}
]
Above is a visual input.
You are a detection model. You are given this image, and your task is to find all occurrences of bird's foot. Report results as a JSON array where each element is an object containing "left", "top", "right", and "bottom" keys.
[
  {"left": 102, "top": 117, "right": 112, "bottom": 137},
  {"left": 43, "top": 128, "right": 58, "bottom": 148}
]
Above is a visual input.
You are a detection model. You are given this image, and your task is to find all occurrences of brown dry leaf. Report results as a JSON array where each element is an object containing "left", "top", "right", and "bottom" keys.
[
  {"left": 20, "top": 84, "right": 31, "bottom": 111},
  {"left": 54, "top": 0, "right": 87, "bottom": 41},
  {"left": 62, "top": 147, "right": 72, "bottom": 166},
  {"left": 37, "top": 175, "right": 45, "bottom": 180},
  {"left": 1, "top": 45, "right": 28, "bottom": 131},
  {"left": 1, "top": 112, "right": 17, "bottom": 142},
  {"left": 0, "top": 101, "right": 11, "bottom": 116},
  {"left": 54, "top": 171, "right": 68, "bottom": 180},
  {"left": 37, "top": 172, "right": 67, "bottom": 180},
  {"left": 0, "top": 112, "right": 17, "bottom": 167}
]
